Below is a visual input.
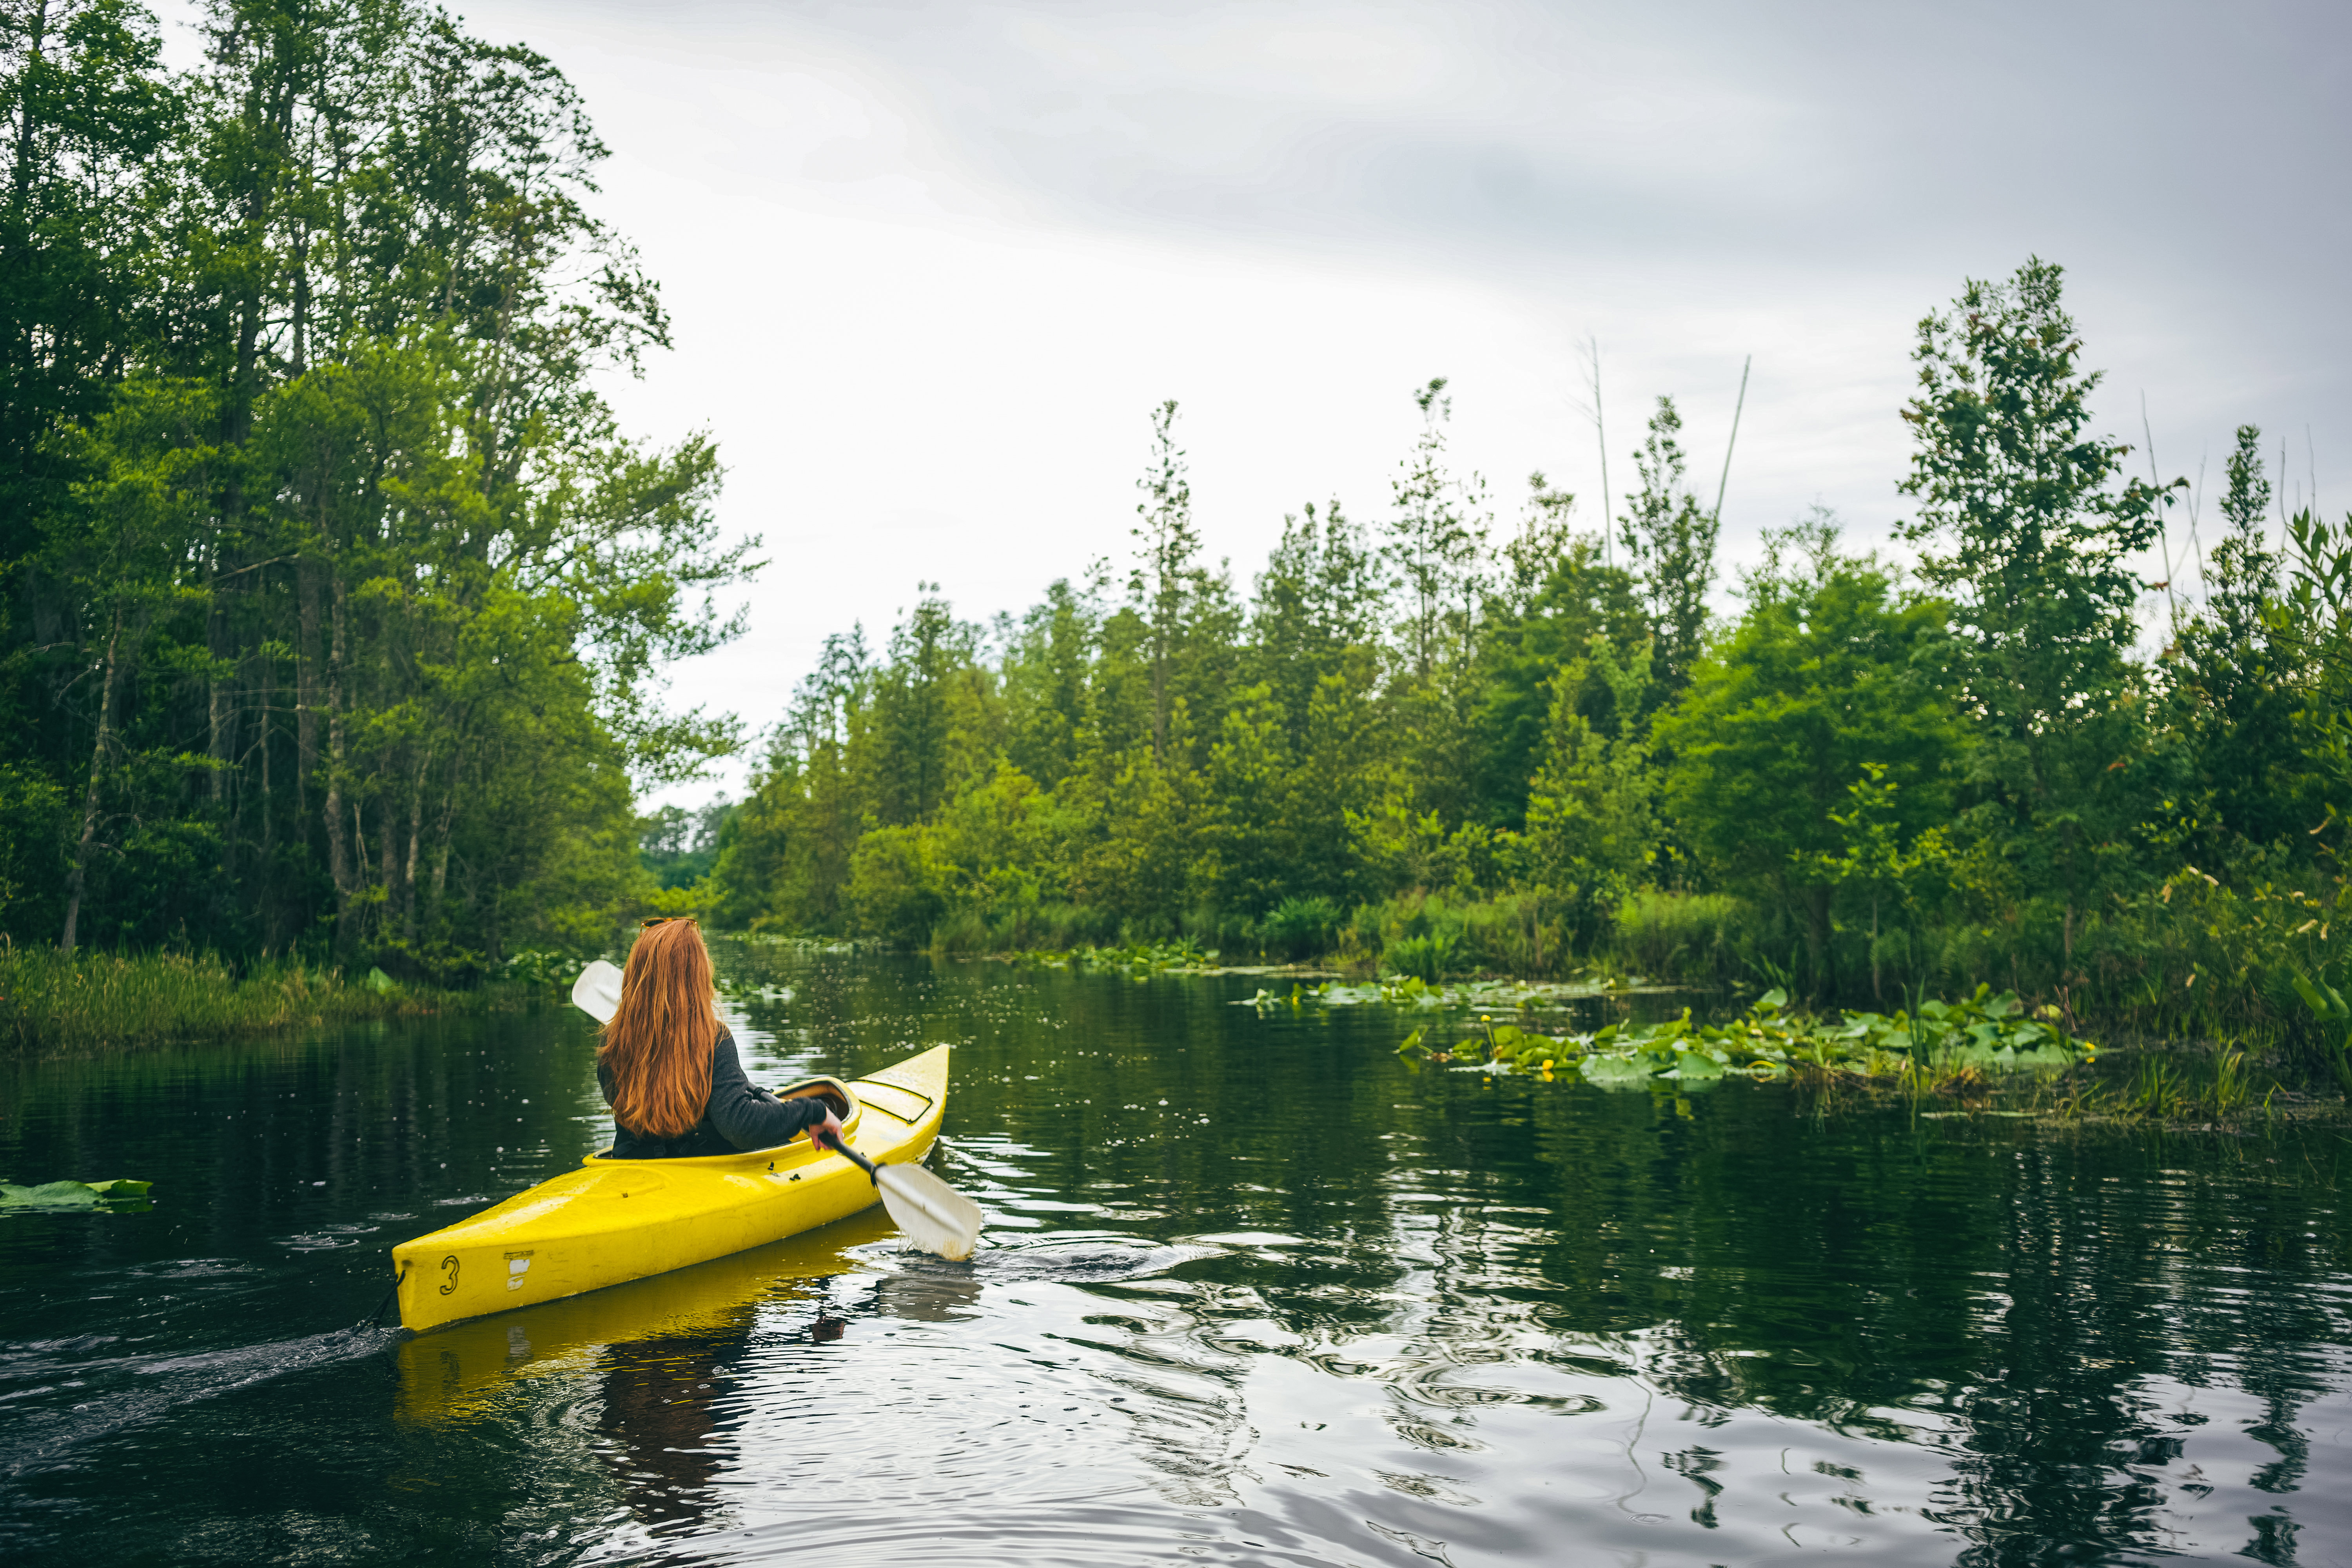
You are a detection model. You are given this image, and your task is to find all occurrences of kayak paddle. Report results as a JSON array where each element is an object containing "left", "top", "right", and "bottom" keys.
[
  {"left": 816, "top": 1125, "right": 982, "bottom": 1261},
  {"left": 572, "top": 958, "right": 625, "bottom": 1023}
]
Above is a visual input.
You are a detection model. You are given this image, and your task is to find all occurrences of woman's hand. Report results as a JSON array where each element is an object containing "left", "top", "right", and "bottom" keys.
[{"left": 807, "top": 1109, "right": 845, "bottom": 1149}]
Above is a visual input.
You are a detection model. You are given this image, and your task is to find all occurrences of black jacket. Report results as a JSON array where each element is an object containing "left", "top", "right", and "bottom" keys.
[{"left": 596, "top": 1027, "right": 827, "bottom": 1159}]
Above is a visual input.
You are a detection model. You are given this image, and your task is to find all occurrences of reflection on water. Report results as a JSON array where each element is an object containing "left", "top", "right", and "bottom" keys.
[
  {"left": 598, "top": 1320, "right": 750, "bottom": 1532},
  {"left": 0, "top": 944, "right": 2347, "bottom": 1566}
]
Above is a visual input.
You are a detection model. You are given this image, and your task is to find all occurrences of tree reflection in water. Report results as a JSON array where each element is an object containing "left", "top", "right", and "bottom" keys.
[{"left": 596, "top": 1311, "right": 756, "bottom": 1532}]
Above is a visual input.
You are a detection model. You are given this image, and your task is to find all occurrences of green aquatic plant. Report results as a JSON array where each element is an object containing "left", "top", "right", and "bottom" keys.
[
  {"left": 1242, "top": 971, "right": 1659, "bottom": 1012},
  {"left": 1385, "top": 932, "right": 1455, "bottom": 982},
  {"left": 0, "top": 1178, "right": 152, "bottom": 1211},
  {"left": 999, "top": 938, "right": 1219, "bottom": 975},
  {"left": 1393, "top": 984, "right": 2085, "bottom": 1089},
  {"left": 2288, "top": 968, "right": 2352, "bottom": 1093}
]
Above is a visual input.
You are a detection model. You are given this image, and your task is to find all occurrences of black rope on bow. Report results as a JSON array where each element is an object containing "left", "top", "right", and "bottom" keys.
[{"left": 364, "top": 1263, "right": 409, "bottom": 1330}]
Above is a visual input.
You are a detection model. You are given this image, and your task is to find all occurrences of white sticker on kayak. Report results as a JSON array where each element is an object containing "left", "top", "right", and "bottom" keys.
[{"left": 505, "top": 1251, "right": 533, "bottom": 1290}]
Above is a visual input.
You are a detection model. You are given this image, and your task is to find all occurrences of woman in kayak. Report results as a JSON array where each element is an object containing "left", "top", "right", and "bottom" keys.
[{"left": 596, "top": 918, "right": 842, "bottom": 1159}]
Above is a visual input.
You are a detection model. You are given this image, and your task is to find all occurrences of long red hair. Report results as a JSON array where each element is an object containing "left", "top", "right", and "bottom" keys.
[{"left": 597, "top": 921, "right": 720, "bottom": 1138}]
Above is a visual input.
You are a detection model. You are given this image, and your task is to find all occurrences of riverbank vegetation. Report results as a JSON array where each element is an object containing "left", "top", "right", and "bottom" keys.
[
  {"left": 0, "top": 0, "right": 744, "bottom": 993},
  {"left": 5, "top": 9, "right": 2343, "bottom": 1093},
  {"left": 703, "top": 263, "right": 2349, "bottom": 1087},
  {"left": 1398, "top": 985, "right": 2081, "bottom": 1084},
  {"left": 0, "top": 941, "right": 535, "bottom": 1051}
]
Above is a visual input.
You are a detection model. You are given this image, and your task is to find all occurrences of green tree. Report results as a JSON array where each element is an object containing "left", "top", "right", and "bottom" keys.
[
  {"left": 999, "top": 575, "right": 1100, "bottom": 792},
  {"left": 0, "top": 0, "right": 177, "bottom": 559},
  {"left": 1130, "top": 400, "right": 1198, "bottom": 766},
  {"left": 1, "top": 0, "right": 748, "bottom": 969},
  {"left": 1472, "top": 473, "right": 1643, "bottom": 828},
  {"left": 1383, "top": 378, "right": 1486, "bottom": 682},
  {"left": 1656, "top": 514, "right": 1964, "bottom": 991},
  {"left": 1245, "top": 498, "right": 1384, "bottom": 751},
  {"left": 1896, "top": 257, "right": 2170, "bottom": 965},
  {"left": 868, "top": 584, "right": 984, "bottom": 827},
  {"left": 1616, "top": 396, "right": 1717, "bottom": 700},
  {"left": 1518, "top": 633, "right": 1659, "bottom": 949},
  {"left": 2170, "top": 425, "right": 2306, "bottom": 853},
  {"left": 1381, "top": 377, "right": 1489, "bottom": 828},
  {"left": 47, "top": 375, "right": 215, "bottom": 951}
]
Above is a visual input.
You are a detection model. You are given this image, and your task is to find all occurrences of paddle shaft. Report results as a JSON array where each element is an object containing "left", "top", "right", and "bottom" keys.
[{"left": 816, "top": 1125, "right": 880, "bottom": 1183}]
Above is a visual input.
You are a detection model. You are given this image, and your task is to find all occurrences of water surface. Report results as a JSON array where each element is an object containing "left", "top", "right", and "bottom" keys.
[{"left": 2, "top": 945, "right": 2347, "bottom": 1565}]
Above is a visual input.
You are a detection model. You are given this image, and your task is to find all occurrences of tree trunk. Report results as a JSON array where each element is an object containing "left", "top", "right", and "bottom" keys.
[
  {"left": 61, "top": 599, "right": 125, "bottom": 955},
  {"left": 296, "top": 558, "right": 321, "bottom": 819},
  {"left": 377, "top": 783, "right": 397, "bottom": 924},
  {"left": 1151, "top": 630, "right": 1168, "bottom": 765},
  {"left": 1804, "top": 883, "right": 1833, "bottom": 1000},
  {"left": 401, "top": 743, "right": 430, "bottom": 945},
  {"left": 428, "top": 746, "right": 461, "bottom": 911},
  {"left": 206, "top": 551, "right": 232, "bottom": 807},
  {"left": 1870, "top": 894, "right": 1881, "bottom": 1003},
  {"left": 258, "top": 640, "right": 277, "bottom": 946},
  {"left": 323, "top": 573, "right": 359, "bottom": 958}
]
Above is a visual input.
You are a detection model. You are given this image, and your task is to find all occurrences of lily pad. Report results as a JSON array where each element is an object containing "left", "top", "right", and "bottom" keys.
[
  {"left": 0, "top": 1177, "right": 153, "bottom": 1210},
  {"left": 1577, "top": 1054, "right": 1664, "bottom": 1088}
]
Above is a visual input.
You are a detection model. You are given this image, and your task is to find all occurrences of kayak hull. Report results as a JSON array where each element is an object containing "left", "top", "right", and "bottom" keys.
[{"left": 392, "top": 1044, "right": 951, "bottom": 1333}]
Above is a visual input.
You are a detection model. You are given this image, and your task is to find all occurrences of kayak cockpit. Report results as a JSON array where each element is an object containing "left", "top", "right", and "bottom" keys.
[{"left": 582, "top": 1075, "right": 863, "bottom": 1167}]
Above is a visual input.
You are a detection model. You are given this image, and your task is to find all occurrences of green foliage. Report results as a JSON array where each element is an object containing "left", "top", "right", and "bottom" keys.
[
  {"left": 1655, "top": 511, "right": 1963, "bottom": 991},
  {"left": 0, "top": 765, "right": 69, "bottom": 937},
  {"left": 1260, "top": 895, "right": 1343, "bottom": 960},
  {"left": 2289, "top": 967, "right": 2352, "bottom": 1093},
  {"left": 1, "top": 0, "right": 743, "bottom": 981},
  {"left": 1897, "top": 256, "right": 2172, "bottom": 948},
  {"left": 690, "top": 261, "right": 2348, "bottom": 1095},
  {"left": 0, "top": 941, "right": 512, "bottom": 1048},
  {"left": 1614, "top": 890, "right": 1744, "bottom": 984},
  {"left": 17, "top": 36, "right": 2323, "bottom": 1100},
  {"left": 2167, "top": 426, "right": 2306, "bottom": 854},
  {"left": 638, "top": 797, "right": 735, "bottom": 889},
  {"left": 1445, "top": 985, "right": 2082, "bottom": 1087},
  {"left": 1519, "top": 633, "right": 1659, "bottom": 945},
  {"left": 846, "top": 824, "right": 949, "bottom": 947},
  {"left": 0, "top": 1176, "right": 152, "bottom": 1210},
  {"left": 1386, "top": 931, "right": 1455, "bottom": 981},
  {"left": 1470, "top": 485, "right": 1643, "bottom": 828},
  {"left": 1615, "top": 396, "right": 1718, "bottom": 697}
]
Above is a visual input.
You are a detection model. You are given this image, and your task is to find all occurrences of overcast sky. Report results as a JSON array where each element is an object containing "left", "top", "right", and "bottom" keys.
[{"left": 186, "top": 1, "right": 2352, "bottom": 804}]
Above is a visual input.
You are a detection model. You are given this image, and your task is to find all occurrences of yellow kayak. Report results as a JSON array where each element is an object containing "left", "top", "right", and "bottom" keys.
[{"left": 391, "top": 1044, "right": 952, "bottom": 1333}]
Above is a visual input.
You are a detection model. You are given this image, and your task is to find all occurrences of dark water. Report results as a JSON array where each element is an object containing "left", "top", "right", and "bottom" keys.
[{"left": 2, "top": 946, "right": 2348, "bottom": 1566}]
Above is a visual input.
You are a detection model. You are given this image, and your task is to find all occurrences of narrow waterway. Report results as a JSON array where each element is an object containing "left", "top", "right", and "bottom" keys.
[{"left": 2, "top": 942, "right": 2347, "bottom": 1565}]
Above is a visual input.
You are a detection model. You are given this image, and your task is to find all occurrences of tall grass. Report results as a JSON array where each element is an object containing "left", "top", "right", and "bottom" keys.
[
  {"left": 930, "top": 901, "right": 1121, "bottom": 955},
  {"left": 1613, "top": 891, "right": 1746, "bottom": 984},
  {"left": 0, "top": 942, "right": 518, "bottom": 1051}
]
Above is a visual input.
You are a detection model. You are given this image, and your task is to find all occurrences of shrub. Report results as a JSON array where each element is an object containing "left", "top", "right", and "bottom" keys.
[
  {"left": 845, "top": 826, "right": 947, "bottom": 946},
  {"left": 1615, "top": 890, "right": 1746, "bottom": 983},
  {"left": 1261, "top": 896, "right": 1343, "bottom": 961},
  {"left": 1387, "top": 931, "right": 1455, "bottom": 981}
]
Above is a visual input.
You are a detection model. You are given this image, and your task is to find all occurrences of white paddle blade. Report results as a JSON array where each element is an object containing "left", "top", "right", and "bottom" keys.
[
  {"left": 875, "top": 1163, "right": 983, "bottom": 1261},
  {"left": 572, "top": 959, "right": 624, "bottom": 1024}
]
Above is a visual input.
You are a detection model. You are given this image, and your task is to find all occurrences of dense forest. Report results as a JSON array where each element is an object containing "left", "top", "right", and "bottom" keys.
[
  {"left": 707, "top": 263, "right": 2351, "bottom": 1040},
  {"left": 0, "top": 0, "right": 745, "bottom": 975},
  {"left": 6, "top": 2, "right": 2347, "bottom": 1052}
]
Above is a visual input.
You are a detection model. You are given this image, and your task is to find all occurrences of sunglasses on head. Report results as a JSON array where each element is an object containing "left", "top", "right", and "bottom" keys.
[{"left": 639, "top": 916, "right": 699, "bottom": 929}]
